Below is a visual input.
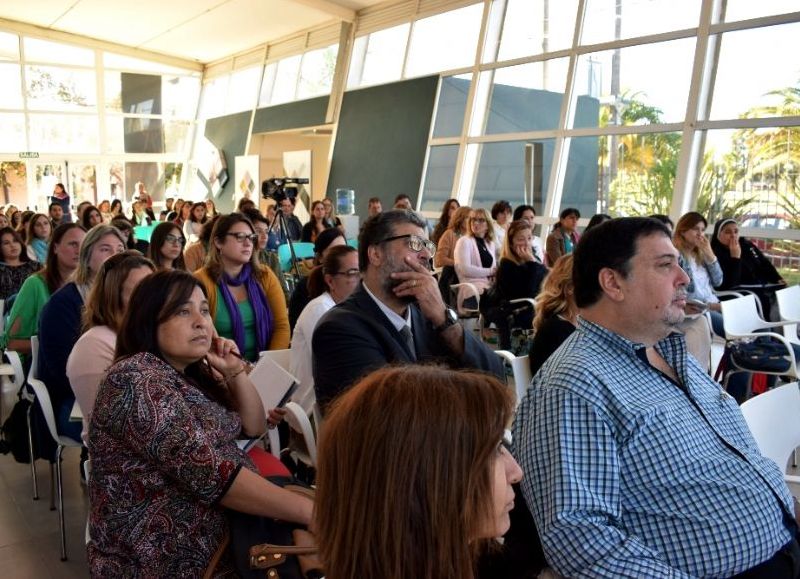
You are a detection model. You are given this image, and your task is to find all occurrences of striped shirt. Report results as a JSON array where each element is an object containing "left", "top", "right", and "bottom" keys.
[{"left": 514, "top": 318, "right": 796, "bottom": 578}]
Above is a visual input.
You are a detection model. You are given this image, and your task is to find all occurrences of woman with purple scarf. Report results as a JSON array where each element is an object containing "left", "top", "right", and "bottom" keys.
[{"left": 195, "top": 213, "right": 290, "bottom": 361}]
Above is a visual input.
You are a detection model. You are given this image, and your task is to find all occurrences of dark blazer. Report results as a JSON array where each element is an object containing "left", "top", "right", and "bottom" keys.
[{"left": 312, "top": 284, "right": 505, "bottom": 411}]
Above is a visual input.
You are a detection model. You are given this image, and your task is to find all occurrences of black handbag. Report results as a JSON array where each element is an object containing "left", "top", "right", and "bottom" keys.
[
  {"left": 729, "top": 336, "right": 793, "bottom": 374},
  {"left": 227, "top": 476, "right": 322, "bottom": 579}
]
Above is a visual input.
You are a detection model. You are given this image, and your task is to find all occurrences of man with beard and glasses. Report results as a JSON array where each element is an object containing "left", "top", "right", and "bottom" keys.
[
  {"left": 311, "top": 209, "right": 503, "bottom": 413},
  {"left": 514, "top": 217, "right": 800, "bottom": 578}
]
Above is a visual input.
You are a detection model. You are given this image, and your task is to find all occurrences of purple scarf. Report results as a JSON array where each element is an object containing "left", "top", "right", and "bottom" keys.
[{"left": 219, "top": 264, "right": 273, "bottom": 356}]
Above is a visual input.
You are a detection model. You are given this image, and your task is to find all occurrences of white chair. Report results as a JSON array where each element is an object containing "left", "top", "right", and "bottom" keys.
[
  {"left": 283, "top": 401, "right": 317, "bottom": 468},
  {"left": 775, "top": 285, "right": 800, "bottom": 345},
  {"left": 740, "top": 382, "right": 800, "bottom": 488},
  {"left": 26, "top": 375, "right": 82, "bottom": 561},
  {"left": 494, "top": 350, "right": 532, "bottom": 407},
  {"left": 0, "top": 298, "right": 4, "bottom": 333},
  {"left": 3, "top": 348, "right": 41, "bottom": 501},
  {"left": 719, "top": 295, "right": 799, "bottom": 394},
  {"left": 258, "top": 349, "right": 293, "bottom": 458}
]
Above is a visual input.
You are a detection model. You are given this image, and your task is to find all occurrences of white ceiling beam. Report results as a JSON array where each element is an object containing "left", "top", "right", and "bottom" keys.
[
  {"left": 0, "top": 16, "right": 203, "bottom": 70},
  {"left": 288, "top": 0, "right": 356, "bottom": 22}
]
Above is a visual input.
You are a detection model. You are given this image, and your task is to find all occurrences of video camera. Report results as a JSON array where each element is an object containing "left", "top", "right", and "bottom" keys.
[{"left": 261, "top": 177, "right": 310, "bottom": 203}]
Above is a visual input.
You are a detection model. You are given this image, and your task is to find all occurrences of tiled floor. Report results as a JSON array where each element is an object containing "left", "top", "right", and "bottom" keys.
[{"left": 0, "top": 450, "right": 89, "bottom": 578}]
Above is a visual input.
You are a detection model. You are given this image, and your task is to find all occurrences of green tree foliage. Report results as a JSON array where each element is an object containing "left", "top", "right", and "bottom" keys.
[{"left": 605, "top": 96, "right": 681, "bottom": 216}]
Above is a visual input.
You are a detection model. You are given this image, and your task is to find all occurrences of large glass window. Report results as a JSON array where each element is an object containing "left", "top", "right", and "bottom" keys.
[
  {"left": 574, "top": 38, "right": 694, "bottom": 129},
  {"left": 433, "top": 74, "right": 472, "bottom": 138},
  {"left": 701, "top": 128, "right": 800, "bottom": 229},
  {"left": 0, "top": 31, "right": 19, "bottom": 62},
  {"left": 270, "top": 55, "right": 302, "bottom": 105},
  {"left": 0, "top": 113, "right": 25, "bottom": 152},
  {"left": 70, "top": 164, "right": 98, "bottom": 204},
  {"left": 28, "top": 114, "right": 99, "bottom": 153},
  {"left": 581, "top": 0, "right": 700, "bottom": 46},
  {"left": 26, "top": 66, "right": 97, "bottom": 111},
  {"left": 405, "top": 4, "right": 484, "bottom": 77},
  {"left": 198, "top": 75, "right": 229, "bottom": 119},
  {"left": 419, "top": 145, "right": 459, "bottom": 212},
  {"left": 710, "top": 23, "right": 800, "bottom": 120},
  {"left": 226, "top": 66, "right": 261, "bottom": 114},
  {"left": 472, "top": 139, "right": 555, "bottom": 210},
  {"left": 723, "top": 0, "right": 799, "bottom": 23},
  {"left": 0, "top": 63, "right": 22, "bottom": 108},
  {"left": 483, "top": 58, "right": 569, "bottom": 134},
  {"left": 297, "top": 44, "right": 338, "bottom": 100},
  {"left": 0, "top": 162, "right": 27, "bottom": 208},
  {"left": 565, "top": 131, "right": 682, "bottom": 217},
  {"left": 349, "top": 24, "right": 410, "bottom": 88},
  {"left": 495, "top": 0, "right": 578, "bottom": 62},
  {"left": 23, "top": 38, "right": 93, "bottom": 66}
]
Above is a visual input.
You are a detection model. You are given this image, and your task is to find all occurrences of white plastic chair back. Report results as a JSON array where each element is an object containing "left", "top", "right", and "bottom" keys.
[
  {"left": 4, "top": 349, "right": 26, "bottom": 391},
  {"left": 0, "top": 299, "right": 4, "bottom": 333},
  {"left": 29, "top": 335, "right": 40, "bottom": 382},
  {"left": 740, "top": 382, "right": 800, "bottom": 485},
  {"left": 775, "top": 285, "right": 800, "bottom": 345},
  {"left": 284, "top": 401, "right": 317, "bottom": 468},
  {"left": 720, "top": 294, "right": 766, "bottom": 338},
  {"left": 494, "top": 350, "right": 533, "bottom": 407},
  {"left": 27, "top": 376, "right": 81, "bottom": 448}
]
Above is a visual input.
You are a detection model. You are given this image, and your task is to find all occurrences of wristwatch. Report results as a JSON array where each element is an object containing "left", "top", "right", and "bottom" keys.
[{"left": 433, "top": 307, "right": 458, "bottom": 333}]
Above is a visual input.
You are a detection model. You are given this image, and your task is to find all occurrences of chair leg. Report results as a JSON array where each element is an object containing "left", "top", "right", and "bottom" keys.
[
  {"left": 55, "top": 445, "right": 67, "bottom": 561},
  {"left": 49, "top": 462, "right": 55, "bottom": 511},
  {"left": 26, "top": 405, "right": 38, "bottom": 500}
]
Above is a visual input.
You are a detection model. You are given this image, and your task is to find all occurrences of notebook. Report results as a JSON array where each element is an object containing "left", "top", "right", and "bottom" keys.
[{"left": 248, "top": 353, "right": 299, "bottom": 413}]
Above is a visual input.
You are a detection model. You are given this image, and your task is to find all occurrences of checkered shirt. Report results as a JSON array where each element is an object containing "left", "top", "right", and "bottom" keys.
[{"left": 513, "top": 318, "right": 796, "bottom": 578}]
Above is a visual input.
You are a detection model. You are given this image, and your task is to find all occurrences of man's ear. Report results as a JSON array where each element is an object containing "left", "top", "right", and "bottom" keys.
[
  {"left": 597, "top": 267, "right": 625, "bottom": 302},
  {"left": 367, "top": 244, "right": 383, "bottom": 267}
]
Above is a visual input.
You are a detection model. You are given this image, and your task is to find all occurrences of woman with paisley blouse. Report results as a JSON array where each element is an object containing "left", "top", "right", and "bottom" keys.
[{"left": 87, "top": 270, "right": 313, "bottom": 576}]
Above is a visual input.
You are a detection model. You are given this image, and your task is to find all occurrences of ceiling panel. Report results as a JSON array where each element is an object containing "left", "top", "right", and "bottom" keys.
[{"left": 0, "top": 0, "right": 389, "bottom": 64}]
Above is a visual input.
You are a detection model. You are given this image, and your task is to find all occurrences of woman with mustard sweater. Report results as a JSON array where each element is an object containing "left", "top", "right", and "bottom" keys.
[{"left": 194, "top": 213, "right": 290, "bottom": 361}]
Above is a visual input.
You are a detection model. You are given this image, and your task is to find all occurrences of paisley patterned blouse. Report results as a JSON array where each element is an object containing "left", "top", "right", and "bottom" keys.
[{"left": 87, "top": 352, "right": 254, "bottom": 577}]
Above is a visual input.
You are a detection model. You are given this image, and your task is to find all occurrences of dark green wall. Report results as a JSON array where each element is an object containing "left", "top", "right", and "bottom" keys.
[
  {"left": 326, "top": 76, "right": 439, "bottom": 216},
  {"left": 252, "top": 97, "right": 328, "bottom": 133},
  {"left": 203, "top": 111, "right": 250, "bottom": 213}
]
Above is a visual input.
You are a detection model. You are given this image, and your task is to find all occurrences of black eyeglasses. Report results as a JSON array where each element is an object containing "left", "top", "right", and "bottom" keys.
[
  {"left": 164, "top": 234, "right": 186, "bottom": 245},
  {"left": 379, "top": 234, "right": 436, "bottom": 254},
  {"left": 331, "top": 268, "right": 360, "bottom": 278},
  {"left": 226, "top": 232, "right": 258, "bottom": 244}
]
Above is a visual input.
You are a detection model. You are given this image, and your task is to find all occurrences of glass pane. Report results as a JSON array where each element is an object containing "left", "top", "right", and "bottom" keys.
[
  {"left": 258, "top": 62, "right": 277, "bottom": 106},
  {"left": 123, "top": 117, "right": 164, "bottom": 153},
  {"left": 484, "top": 58, "right": 569, "bottom": 134},
  {"left": 125, "top": 162, "right": 160, "bottom": 203},
  {"left": 472, "top": 139, "right": 555, "bottom": 211},
  {"left": 0, "top": 113, "right": 25, "bottom": 152},
  {"left": 710, "top": 23, "right": 800, "bottom": 121},
  {"left": 165, "top": 163, "right": 184, "bottom": 200},
  {"left": 29, "top": 114, "right": 99, "bottom": 153},
  {"left": 406, "top": 4, "right": 483, "bottom": 77},
  {"left": 433, "top": 74, "right": 471, "bottom": 138},
  {"left": 23, "top": 37, "right": 94, "bottom": 66},
  {"left": 109, "top": 163, "right": 125, "bottom": 201},
  {"left": 0, "top": 64, "right": 22, "bottom": 108},
  {"left": 164, "top": 120, "right": 192, "bottom": 155},
  {"left": 104, "top": 52, "right": 199, "bottom": 75},
  {"left": 70, "top": 164, "right": 97, "bottom": 205},
  {"left": 581, "top": 0, "right": 701, "bottom": 46},
  {"left": 25, "top": 66, "right": 97, "bottom": 111},
  {"left": 496, "top": 0, "right": 578, "bottom": 62},
  {"left": 419, "top": 145, "right": 459, "bottom": 212},
  {"left": 270, "top": 55, "right": 302, "bottom": 105},
  {"left": 0, "top": 31, "right": 19, "bottom": 62},
  {"left": 34, "top": 164, "right": 66, "bottom": 209},
  {"left": 724, "top": 0, "right": 799, "bottom": 22},
  {"left": 700, "top": 128, "right": 800, "bottom": 230},
  {"left": 359, "top": 24, "right": 409, "bottom": 87},
  {"left": 198, "top": 75, "right": 229, "bottom": 119},
  {"left": 163, "top": 75, "right": 201, "bottom": 118},
  {"left": 574, "top": 38, "right": 694, "bottom": 129},
  {"left": 565, "top": 132, "right": 681, "bottom": 217},
  {"left": 0, "top": 162, "right": 27, "bottom": 208},
  {"left": 226, "top": 66, "right": 260, "bottom": 113},
  {"left": 297, "top": 44, "right": 338, "bottom": 100}
]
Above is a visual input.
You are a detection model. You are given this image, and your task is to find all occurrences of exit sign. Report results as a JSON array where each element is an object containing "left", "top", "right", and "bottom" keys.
[{"left": 18, "top": 152, "right": 39, "bottom": 159}]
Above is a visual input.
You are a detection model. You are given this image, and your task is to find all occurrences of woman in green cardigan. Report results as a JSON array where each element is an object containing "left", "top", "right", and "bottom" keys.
[{"left": 2, "top": 223, "right": 86, "bottom": 356}]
